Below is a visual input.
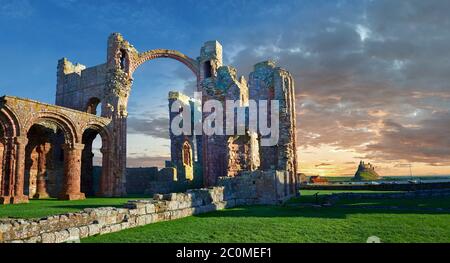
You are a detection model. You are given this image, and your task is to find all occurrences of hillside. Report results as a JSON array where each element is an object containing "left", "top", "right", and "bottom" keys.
[{"left": 353, "top": 161, "right": 380, "bottom": 181}]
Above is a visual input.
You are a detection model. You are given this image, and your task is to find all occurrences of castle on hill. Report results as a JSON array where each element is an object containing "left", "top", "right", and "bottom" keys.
[{"left": 353, "top": 161, "right": 380, "bottom": 181}]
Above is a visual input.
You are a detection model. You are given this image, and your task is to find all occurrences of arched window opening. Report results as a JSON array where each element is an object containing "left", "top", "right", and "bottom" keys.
[
  {"left": 203, "top": 60, "right": 212, "bottom": 78},
  {"left": 126, "top": 57, "right": 200, "bottom": 190},
  {"left": 182, "top": 142, "right": 192, "bottom": 166},
  {"left": 81, "top": 128, "right": 103, "bottom": 197},
  {"left": 24, "top": 123, "right": 65, "bottom": 198},
  {"left": 86, "top": 98, "right": 101, "bottom": 116},
  {"left": 120, "top": 49, "right": 127, "bottom": 70}
]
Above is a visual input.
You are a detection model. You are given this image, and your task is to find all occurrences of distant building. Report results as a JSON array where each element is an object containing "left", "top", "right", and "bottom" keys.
[
  {"left": 353, "top": 161, "right": 380, "bottom": 181},
  {"left": 298, "top": 173, "right": 308, "bottom": 184},
  {"left": 309, "top": 175, "right": 329, "bottom": 184}
]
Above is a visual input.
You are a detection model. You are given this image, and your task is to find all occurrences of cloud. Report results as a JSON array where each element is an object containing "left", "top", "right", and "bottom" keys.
[
  {"left": 315, "top": 163, "right": 332, "bottom": 168},
  {"left": 127, "top": 116, "right": 169, "bottom": 139},
  {"left": 224, "top": 0, "right": 450, "bottom": 167},
  {"left": 86, "top": 0, "right": 450, "bottom": 170},
  {"left": 365, "top": 112, "right": 450, "bottom": 165},
  {"left": 0, "top": 0, "right": 33, "bottom": 18}
]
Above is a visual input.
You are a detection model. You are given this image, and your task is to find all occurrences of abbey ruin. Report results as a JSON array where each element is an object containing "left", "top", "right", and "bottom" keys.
[{"left": 0, "top": 33, "right": 299, "bottom": 204}]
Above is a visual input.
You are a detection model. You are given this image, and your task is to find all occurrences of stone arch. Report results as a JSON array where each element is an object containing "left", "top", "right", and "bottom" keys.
[
  {"left": 130, "top": 49, "right": 200, "bottom": 80},
  {"left": 85, "top": 97, "right": 102, "bottom": 115},
  {"left": 0, "top": 106, "right": 20, "bottom": 199},
  {"left": 0, "top": 106, "right": 21, "bottom": 138},
  {"left": 80, "top": 123, "right": 110, "bottom": 144},
  {"left": 80, "top": 122, "right": 111, "bottom": 196},
  {"left": 24, "top": 112, "right": 78, "bottom": 146},
  {"left": 22, "top": 113, "right": 78, "bottom": 198},
  {"left": 182, "top": 141, "right": 193, "bottom": 166}
]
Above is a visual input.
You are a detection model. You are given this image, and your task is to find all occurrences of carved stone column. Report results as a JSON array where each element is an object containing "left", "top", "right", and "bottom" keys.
[
  {"left": 34, "top": 143, "right": 50, "bottom": 199},
  {"left": 11, "top": 136, "right": 29, "bottom": 204},
  {"left": 59, "top": 143, "right": 85, "bottom": 200}
]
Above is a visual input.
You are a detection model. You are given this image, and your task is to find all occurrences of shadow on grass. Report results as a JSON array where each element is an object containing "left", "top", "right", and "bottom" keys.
[
  {"left": 49, "top": 204, "right": 125, "bottom": 210},
  {"left": 27, "top": 195, "right": 151, "bottom": 201},
  {"left": 194, "top": 201, "right": 450, "bottom": 220}
]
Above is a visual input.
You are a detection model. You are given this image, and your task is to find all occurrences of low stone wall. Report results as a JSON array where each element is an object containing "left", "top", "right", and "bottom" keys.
[
  {"left": 1, "top": 169, "right": 299, "bottom": 243},
  {"left": 0, "top": 187, "right": 228, "bottom": 243},
  {"left": 218, "top": 170, "right": 298, "bottom": 205}
]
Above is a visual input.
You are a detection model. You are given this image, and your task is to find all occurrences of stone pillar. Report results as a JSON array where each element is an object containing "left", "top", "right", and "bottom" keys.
[
  {"left": 34, "top": 143, "right": 50, "bottom": 199},
  {"left": 81, "top": 143, "right": 94, "bottom": 196},
  {"left": 0, "top": 140, "right": 4, "bottom": 196},
  {"left": 0, "top": 138, "right": 12, "bottom": 204},
  {"left": 98, "top": 146, "right": 111, "bottom": 197},
  {"left": 59, "top": 143, "right": 85, "bottom": 200},
  {"left": 11, "top": 136, "right": 29, "bottom": 204},
  {"left": 116, "top": 113, "right": 127, "bottom": 196}
]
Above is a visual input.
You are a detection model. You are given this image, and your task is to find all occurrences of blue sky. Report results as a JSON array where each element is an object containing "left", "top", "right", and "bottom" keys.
[{"left": 1, "top": 0, "right": 450, "bottom": 176}]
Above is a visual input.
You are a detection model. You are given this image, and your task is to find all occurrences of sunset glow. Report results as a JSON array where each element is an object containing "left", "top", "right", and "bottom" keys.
[{"left": 1, "top": 0, "right": 449, "bottom": 177}]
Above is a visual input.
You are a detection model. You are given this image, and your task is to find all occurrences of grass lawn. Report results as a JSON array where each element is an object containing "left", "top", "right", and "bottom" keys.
[
  {"left": 0, "top": 196, "right": 150, "bottom": 219},
  {"left": 2, "top": 190, "right": 449, "bottom": 243},
  {"left": 289, "top": 189, "right": 402, "bottom": 203},
  {"left": 82, "top": 190, "right": 450, "bottom": 243}
]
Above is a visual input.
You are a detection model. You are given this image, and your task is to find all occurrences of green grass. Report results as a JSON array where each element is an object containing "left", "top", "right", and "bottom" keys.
[
  {"left": 354, "top": 171, "right": 380, "bottom": 181},
  {"left": 2, "top": 190, "right": 450, "bottom": 243},
  {"left": 320, "top": 176, "right": 353, "bottom": 182},
  {"left": 317, "top": 175, "right": 450, "bottom": 182},
  {"left": 289, "top": 189, "right": 402, "bottom": 203},
  {"left": 83, "top": 190, "right": 450, "bottom": 243},
  {"left": 0, "top": 196, "right": 150, "bottom": 219}
]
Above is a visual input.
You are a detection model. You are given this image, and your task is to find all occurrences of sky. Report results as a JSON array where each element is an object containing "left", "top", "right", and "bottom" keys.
[{"left": 0, "top": 0, "right": 449, "bottom": 176}]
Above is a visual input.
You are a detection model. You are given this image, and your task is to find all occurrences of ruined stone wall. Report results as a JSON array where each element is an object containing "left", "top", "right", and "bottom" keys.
[
  {"left": 125, "top": 167, "right": 200, "bottom": 195},
  {"left": 218, "top": 170, "right": 294, "bottom": 205},
  {"left": 56, "top": 59, "right": 107, "bottom": 113},
  {"left": 226, "top": 135, "right": 257, "bottom": 177},
  {"left": 168, "top": 92, "right": 197, "bottom": 182},
  {"left": 0, "top": 96, "right": 112, "bottom": 203},
  {"left": 2, "top": 33, "right": 299, "bottom": 203},
  {"left": 125, "top": 167, "right": 158, "bottom": 195},
  {"left": 0, "top": 187, "right": 228, "bottom": 243},
  {"left": 248, "top": 61, "right": 298, "bottom": 194},
  {"left": 201, "top": 65, "right": 252, "bottom": 186}
]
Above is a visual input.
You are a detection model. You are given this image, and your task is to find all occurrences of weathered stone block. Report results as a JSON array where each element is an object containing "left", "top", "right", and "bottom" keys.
[
  {"left": 41, "top": 232, "right": 56, "bottom": 243},
  {"left": 79, "top": 226, "right": 89, "bottom": 239},
  {"left": 88, "top": 224, "right": 100, "bottom": 236},
  {"left": 145, "top": 204, "right": 156, "bottom": 214},
  {"left": 109, "top": 224, "right": 122, "bottom": 233},
  {"left": 67, "top": 227, "right": 80, "bottom": 241},
  {"left": 54, "top": 230, "right": 70, "bottom": 243}
]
